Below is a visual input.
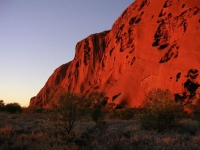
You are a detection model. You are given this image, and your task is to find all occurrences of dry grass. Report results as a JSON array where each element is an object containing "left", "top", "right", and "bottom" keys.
[{"left": 0, "top": 111, "right": 200, "bottom": 150}]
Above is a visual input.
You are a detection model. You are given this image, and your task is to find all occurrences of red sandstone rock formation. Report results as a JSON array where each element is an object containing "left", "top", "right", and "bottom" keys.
[{"left": 29, "top": 0, "right": 200, "bottom": 108}]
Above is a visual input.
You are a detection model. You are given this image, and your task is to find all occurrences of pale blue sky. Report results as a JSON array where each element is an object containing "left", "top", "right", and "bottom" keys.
[{"left": 0, "top": 0, "right": 133, "bottom": 106}]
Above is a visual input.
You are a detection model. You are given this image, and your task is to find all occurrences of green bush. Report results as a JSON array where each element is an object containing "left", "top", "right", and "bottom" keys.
[
  {"left": 140, "top": 89, "right": 183, "bottom": 132},
  {"left": 4, "top": 103, "right": 22, "bottom": 113}
]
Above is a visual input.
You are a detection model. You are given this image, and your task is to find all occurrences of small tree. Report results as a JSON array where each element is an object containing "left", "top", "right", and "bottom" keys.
[
  {"left": 4, "top": 103, "right": 22, "bottom": 113},
  {"left": 57, "top": 92, "right": 81, "bottom": 134},
  {"left": 0, "top": 100, "right": 4, "bottom": 111},
  {"left": 89, "top": 92, "right": 105, "bottom": 123}
]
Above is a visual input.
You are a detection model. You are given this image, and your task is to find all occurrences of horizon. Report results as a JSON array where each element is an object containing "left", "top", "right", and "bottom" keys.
[{"left": 0, "top": 0, "right": 134, "bottom": 107}]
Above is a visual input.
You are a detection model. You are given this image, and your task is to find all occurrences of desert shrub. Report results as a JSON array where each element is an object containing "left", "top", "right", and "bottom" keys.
[
  {"left": 114, "top": 108, "right": 134, "bottom": 120},
  {"left": 33, "top": 107, "right": 44, "bottom": 113},
  {"left": 92, "top": 104, "right": 102, "bottom": 123},
  {"left": 120, "top": 108, "right": 134, "bottom": 120},
  {"left": 191, "top": 111, "right": 200, "bottom": 121},
  {"left": 102, "top": 130, "right": 126, "bottom": 150},
  {"left": 188, "top": 94, "right": 200, "bottom": 120},
  {"left": 96, "top": 120, "right": 108, "bottom": 132},
  {"left": 140, "top": 89, "right": 183, "bottom": 132},
  {"left": 0, "top": 126, "right": 16, "bottom": 149},
  {"left": 177, "top": 119, "right": 199, "bottom": 135},
  {"left": 4, "top": 103, "right": 22, "bottom": 113}
]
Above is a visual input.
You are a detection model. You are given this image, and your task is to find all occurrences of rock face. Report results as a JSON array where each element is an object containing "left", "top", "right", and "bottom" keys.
[{"left": 29, "top": 0, "right": 200, "bottom": 108}]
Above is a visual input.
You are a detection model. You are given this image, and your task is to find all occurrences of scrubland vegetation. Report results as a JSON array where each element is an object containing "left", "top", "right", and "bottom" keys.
[{"left": 1, "top": 89, "right": 200, "bottom": 150}]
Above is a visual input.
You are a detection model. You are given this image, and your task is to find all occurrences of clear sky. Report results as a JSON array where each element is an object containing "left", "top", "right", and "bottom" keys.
[{"left": 0, "top": 0, "right": 134, "bottom": 107}]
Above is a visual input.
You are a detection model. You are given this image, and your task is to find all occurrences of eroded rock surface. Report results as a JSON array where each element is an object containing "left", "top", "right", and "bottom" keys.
[{"left": 29, "top": 0, "right": 200, "bottom": 108}]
